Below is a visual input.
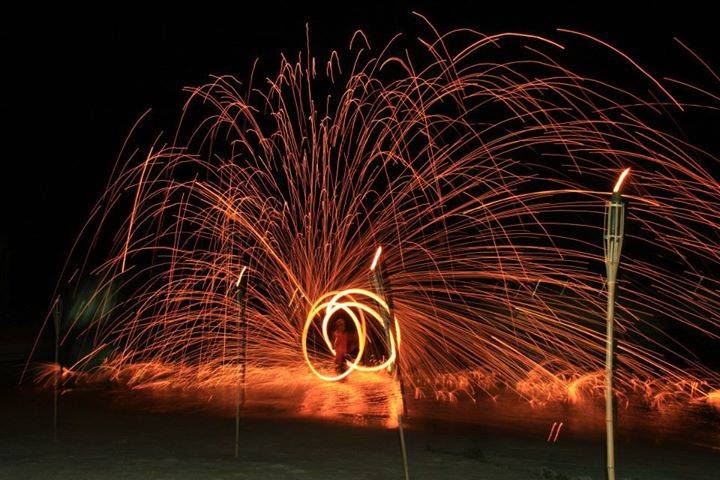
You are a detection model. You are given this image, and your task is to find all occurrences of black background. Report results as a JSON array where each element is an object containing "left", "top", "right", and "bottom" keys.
[{"left": 1, "top": 2, "right": 718, "bottom": 364}]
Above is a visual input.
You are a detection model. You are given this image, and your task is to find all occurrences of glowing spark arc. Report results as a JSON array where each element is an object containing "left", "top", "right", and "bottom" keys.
[{"left": 122, "top": 148, "right": 152, "bottom": 273}]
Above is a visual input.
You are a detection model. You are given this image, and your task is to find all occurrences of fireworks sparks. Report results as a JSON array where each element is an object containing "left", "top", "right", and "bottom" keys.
[
  {"left": 31, "top": 21, "right": 720, "bottom": 424},
  {"left": 547, "top": 421, "right": 563, "bottom": 443}
]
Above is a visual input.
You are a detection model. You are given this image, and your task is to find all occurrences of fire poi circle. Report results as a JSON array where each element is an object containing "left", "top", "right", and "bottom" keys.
[{"left": 301, "top": 289, "right": 401, "bottom": 382}]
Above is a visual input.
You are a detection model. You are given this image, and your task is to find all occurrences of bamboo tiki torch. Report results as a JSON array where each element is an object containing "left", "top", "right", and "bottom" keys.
[
  {"left": 604, "top": 167, "right": 629, "bottom": 480},
  {"left": 370, "top": 246, "right": 410, "bottom": 480}
]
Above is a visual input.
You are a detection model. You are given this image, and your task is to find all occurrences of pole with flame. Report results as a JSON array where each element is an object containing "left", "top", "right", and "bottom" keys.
[
  {"left": 234, "top": 266, "right": 249, "bottom": 458},
  {"left": 604, "top": 168, "right": 629, "bottom": 480},
  {"left": 369, "top": 247, "right": 410, "bottom": 480}
]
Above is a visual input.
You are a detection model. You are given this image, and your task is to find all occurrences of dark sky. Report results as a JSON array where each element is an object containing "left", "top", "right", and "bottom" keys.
[{"left": 1, "top": 2, "right": 718, "bottom": 335}]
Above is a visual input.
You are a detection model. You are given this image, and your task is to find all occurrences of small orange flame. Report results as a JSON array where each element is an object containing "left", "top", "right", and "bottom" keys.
[
  {"left": 370, "top": 246, "right": 382, "bottom": 271},
  {"left": 235, "top": 266, "right": 248, "bottom": 288},
  {"left": 613, "top": 167, "right": 631, "bottom": 193}
]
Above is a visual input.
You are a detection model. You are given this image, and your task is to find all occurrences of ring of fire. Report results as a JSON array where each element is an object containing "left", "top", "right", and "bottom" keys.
[{"left": 301, "top": 289, "right": 401, "bottom": 382}]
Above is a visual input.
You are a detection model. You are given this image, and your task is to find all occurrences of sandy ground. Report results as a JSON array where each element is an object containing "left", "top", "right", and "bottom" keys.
[
  {"left": 1, "top": 384, "right": 719, "bottom": 480},
  {"left": 2, "top": 333, "right": 719, "bottom": 479}
]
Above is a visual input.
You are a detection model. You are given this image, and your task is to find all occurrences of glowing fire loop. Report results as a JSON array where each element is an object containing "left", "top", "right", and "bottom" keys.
[{"left": 302, "top": 289, "right": 401, "bottom": 382}]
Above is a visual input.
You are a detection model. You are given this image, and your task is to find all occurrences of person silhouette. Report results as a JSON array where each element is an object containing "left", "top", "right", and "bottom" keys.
[{"left": 333, "top": 317, "right": 349, "bottom": 374}]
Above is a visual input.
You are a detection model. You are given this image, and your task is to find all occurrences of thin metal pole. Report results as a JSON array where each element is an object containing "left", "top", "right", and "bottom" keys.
[{"left": 53, "top": 296, "right": 61, "bottom": 443}]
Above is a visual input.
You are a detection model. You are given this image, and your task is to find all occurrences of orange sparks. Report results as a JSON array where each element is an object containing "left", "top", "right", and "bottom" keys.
[
  {"left": 547, "top": 421, "right": 564, "bottom": 442},
  {"left": 32, "top": 22, "right": 720, "bottom": 424},
  {"left": 121, "top": 148, "right": 152, "bottom": 273}
]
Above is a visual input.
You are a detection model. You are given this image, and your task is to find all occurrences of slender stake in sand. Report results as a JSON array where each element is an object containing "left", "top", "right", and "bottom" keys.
[
  {"left": 235, "top": 266, "right": 249, "bottom": 458},
  {"left": 370, "top": 248, "right": 410, "bottom": 480},
  {"left": 604, "top": 169, "right": 629, "bottom": 480},
  {"left": 52, "top": 296, "right": 61, "bottom": 443}
]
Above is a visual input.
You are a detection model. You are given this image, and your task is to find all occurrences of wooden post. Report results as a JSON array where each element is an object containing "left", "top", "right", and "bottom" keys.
[
  {"left": 604, "top": 187, "right": 625, "bottom": 480},
  {"left": 235, "top": 267, "right": 249, "bottom": 458},
  {"left": 370, "top": 249, "right": 410, "bottom": 480}
]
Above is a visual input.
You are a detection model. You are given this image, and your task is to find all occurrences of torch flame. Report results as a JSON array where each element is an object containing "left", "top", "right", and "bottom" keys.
[
  {"left": 235, "top": 266, "right": 248, "bottom": 288},
  {"left": 370, "top": 246, "right": 383, "bottom": 271},
  {"left": 613, "top": 167, "right": 631, "bottom": 193}
]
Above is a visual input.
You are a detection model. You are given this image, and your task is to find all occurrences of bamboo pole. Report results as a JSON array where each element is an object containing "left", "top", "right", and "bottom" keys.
[
  {"left": 235, "top": 266, "right": 249, "bottom": 458},
  {"left": 370, "top": 248, "right": 410, "bottom": 480},
  {"left": 604, "top": 177, "right": 627, "bottom": 480},
  {"left": 604, "top": 264, "right": 618, "bottom": 480}
]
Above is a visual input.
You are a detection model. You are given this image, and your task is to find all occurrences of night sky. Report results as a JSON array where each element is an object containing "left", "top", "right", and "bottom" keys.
[{"left": 2, "top": 2, "right": 718, "bottom": 363}]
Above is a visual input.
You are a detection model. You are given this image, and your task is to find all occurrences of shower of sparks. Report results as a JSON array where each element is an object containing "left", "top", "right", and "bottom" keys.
[{"left": 32, "top": 20, "right": 720, "bottom": 423}]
